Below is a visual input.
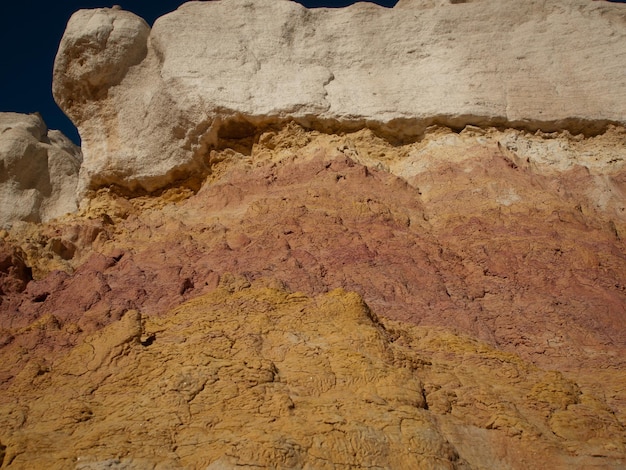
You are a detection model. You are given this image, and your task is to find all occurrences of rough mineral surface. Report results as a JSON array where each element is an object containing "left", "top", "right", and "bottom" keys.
[
  {"left": 0, "top": 113, "right": 81, "bottom": 228},
  {"left": 1, "top": 282, "right": 624, "bottom": 469},
  {"left": 53, "top": 0, "right": 626, "bottom": 192},
  {"left": 2, "top": 0, "right": 626, "bottom": 467},
  {"left": 1, "top": 124, "right": 625, "bottom": 468}
]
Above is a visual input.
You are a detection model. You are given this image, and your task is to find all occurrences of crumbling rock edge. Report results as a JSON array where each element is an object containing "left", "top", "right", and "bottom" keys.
[{"left": 208, "top": 114, "right": 626, "bottom": 151}]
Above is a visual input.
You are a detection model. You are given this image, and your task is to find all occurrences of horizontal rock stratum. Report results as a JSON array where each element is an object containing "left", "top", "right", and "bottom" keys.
[
  {"left": 53, "top": 0, "right": 626, "bottom": 192},
  {"left": 3, "top": 282, "right": 624, "bottom": 468}
]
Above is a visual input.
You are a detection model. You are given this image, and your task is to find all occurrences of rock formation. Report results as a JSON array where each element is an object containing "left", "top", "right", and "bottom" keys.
[
  {"left": 0, "top": 113, "right": 81, "bottom": 228},
  {"left": 53, "top": 0, "right": 626, "bottom": 193},
  {"left": 1, "top": 0, "right": 626, "bottom": 468},
  {"left": 2, "top": 282, "right": 624, "bottom": 469},
  {"left": 1, "top": 124, "right": 625, "bottom": 468}
]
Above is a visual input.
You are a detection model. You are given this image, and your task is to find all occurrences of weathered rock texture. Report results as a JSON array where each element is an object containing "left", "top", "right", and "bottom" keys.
[
  {"left": 0, "top": 113, "right": 81, "bottom": 228},
  {"left": 1, "top": 282, "right": 624, "bottom": 469},
  {"left": 1, "top": 124, "right": 625, "bottom": 468},
  {"left": 2, "top": 0, "right": 625, "bottom": 466},
  {"left": 53, "top": 0, "right": 626, "bottom": 192}
]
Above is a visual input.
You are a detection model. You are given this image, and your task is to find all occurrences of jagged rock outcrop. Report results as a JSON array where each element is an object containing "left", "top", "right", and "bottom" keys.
[
  {"left": 0, "top": 113, "right": 81, "bottom": 228},
  {"left": 53, "top": 0, "right": 626, "bottom": 192},
  {"left": 0, "top": 241, "right": 31, "bottom": 296}
]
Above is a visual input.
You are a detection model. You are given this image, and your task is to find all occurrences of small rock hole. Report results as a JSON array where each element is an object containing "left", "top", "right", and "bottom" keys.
[
  {"left": 33, "top": 292, "right": 49, "bottom": 303},
  {"left": 141, "top": 334, "right": 156, "bottom": 347}
]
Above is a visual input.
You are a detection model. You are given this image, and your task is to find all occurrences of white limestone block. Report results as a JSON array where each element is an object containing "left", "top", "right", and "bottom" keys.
[{"left": 53, "top": 0, "right": 626, "bottom": 192}]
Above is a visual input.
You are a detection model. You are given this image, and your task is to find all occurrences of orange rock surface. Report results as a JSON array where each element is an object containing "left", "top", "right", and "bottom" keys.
[
  {"left": 1, "top": 281, "right": 624, "bottom": 468},
  {"left": 1, "top": 124, "right": 625, "bottom": 468}
]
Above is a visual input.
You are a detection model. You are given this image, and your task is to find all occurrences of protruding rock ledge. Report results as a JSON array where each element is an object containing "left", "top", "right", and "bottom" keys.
[{"left": 53, "top": 0, "right": 626, "bottom": 193}]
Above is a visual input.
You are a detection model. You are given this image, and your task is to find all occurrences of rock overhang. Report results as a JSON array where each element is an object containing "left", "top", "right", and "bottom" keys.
[{"left": 52, "top": 0, "right": 626, "bottom": 193}]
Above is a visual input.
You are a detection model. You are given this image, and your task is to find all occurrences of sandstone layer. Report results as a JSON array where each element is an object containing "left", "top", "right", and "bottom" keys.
[
  {"left": 0, "top": 113, "right": 81, "bottom": 228},
  {"left": 1, "top": 124, "right": 625, "bottom": 468},
  {"left": 2, "top": 0, "right": 625, "bottom": 466},
  {"left": 53, "top": 0, "right": 626, "bottom": 192},
  {"left": 1, "top": 282, "right": 624, "bottom": 469}
]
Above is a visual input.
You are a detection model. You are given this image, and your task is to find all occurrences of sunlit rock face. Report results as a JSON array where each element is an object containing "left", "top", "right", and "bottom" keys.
[
  {"left": 53, "top": 0, "right": 626, "bottom": 193},
  {"left": 2, "top": 0, "right": 625, "bottom": 467},
  {"left": 1, "top": 124, "right": 625, "bottom": 468},
  {"left": 2, "top": 281, "right": 625, "bottom": 469},
  {"left": 0, "top": 112, "right": 81, "bottom": 228}
]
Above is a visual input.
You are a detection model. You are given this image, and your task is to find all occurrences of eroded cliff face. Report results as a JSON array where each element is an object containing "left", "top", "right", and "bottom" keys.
[
  {"left": 1, "top": 123, "right": 625, "bottom": 468},
  {"left": 0, "top": 113, "right": 82, "bottom": 229},
  {"left": 1, "top": 282, "right": 624, "bottom": 469},
  {"left": 1, "top": 0, "right": 626, "bottom": 467}
]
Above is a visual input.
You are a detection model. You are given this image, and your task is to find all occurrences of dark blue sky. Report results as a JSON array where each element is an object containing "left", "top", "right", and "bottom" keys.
[
  {"left": 0, "top": 1, "right": 396, "bottom": 144},
  {"left": 1, "top": 0, "right": 624, "bottom": 144}
]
